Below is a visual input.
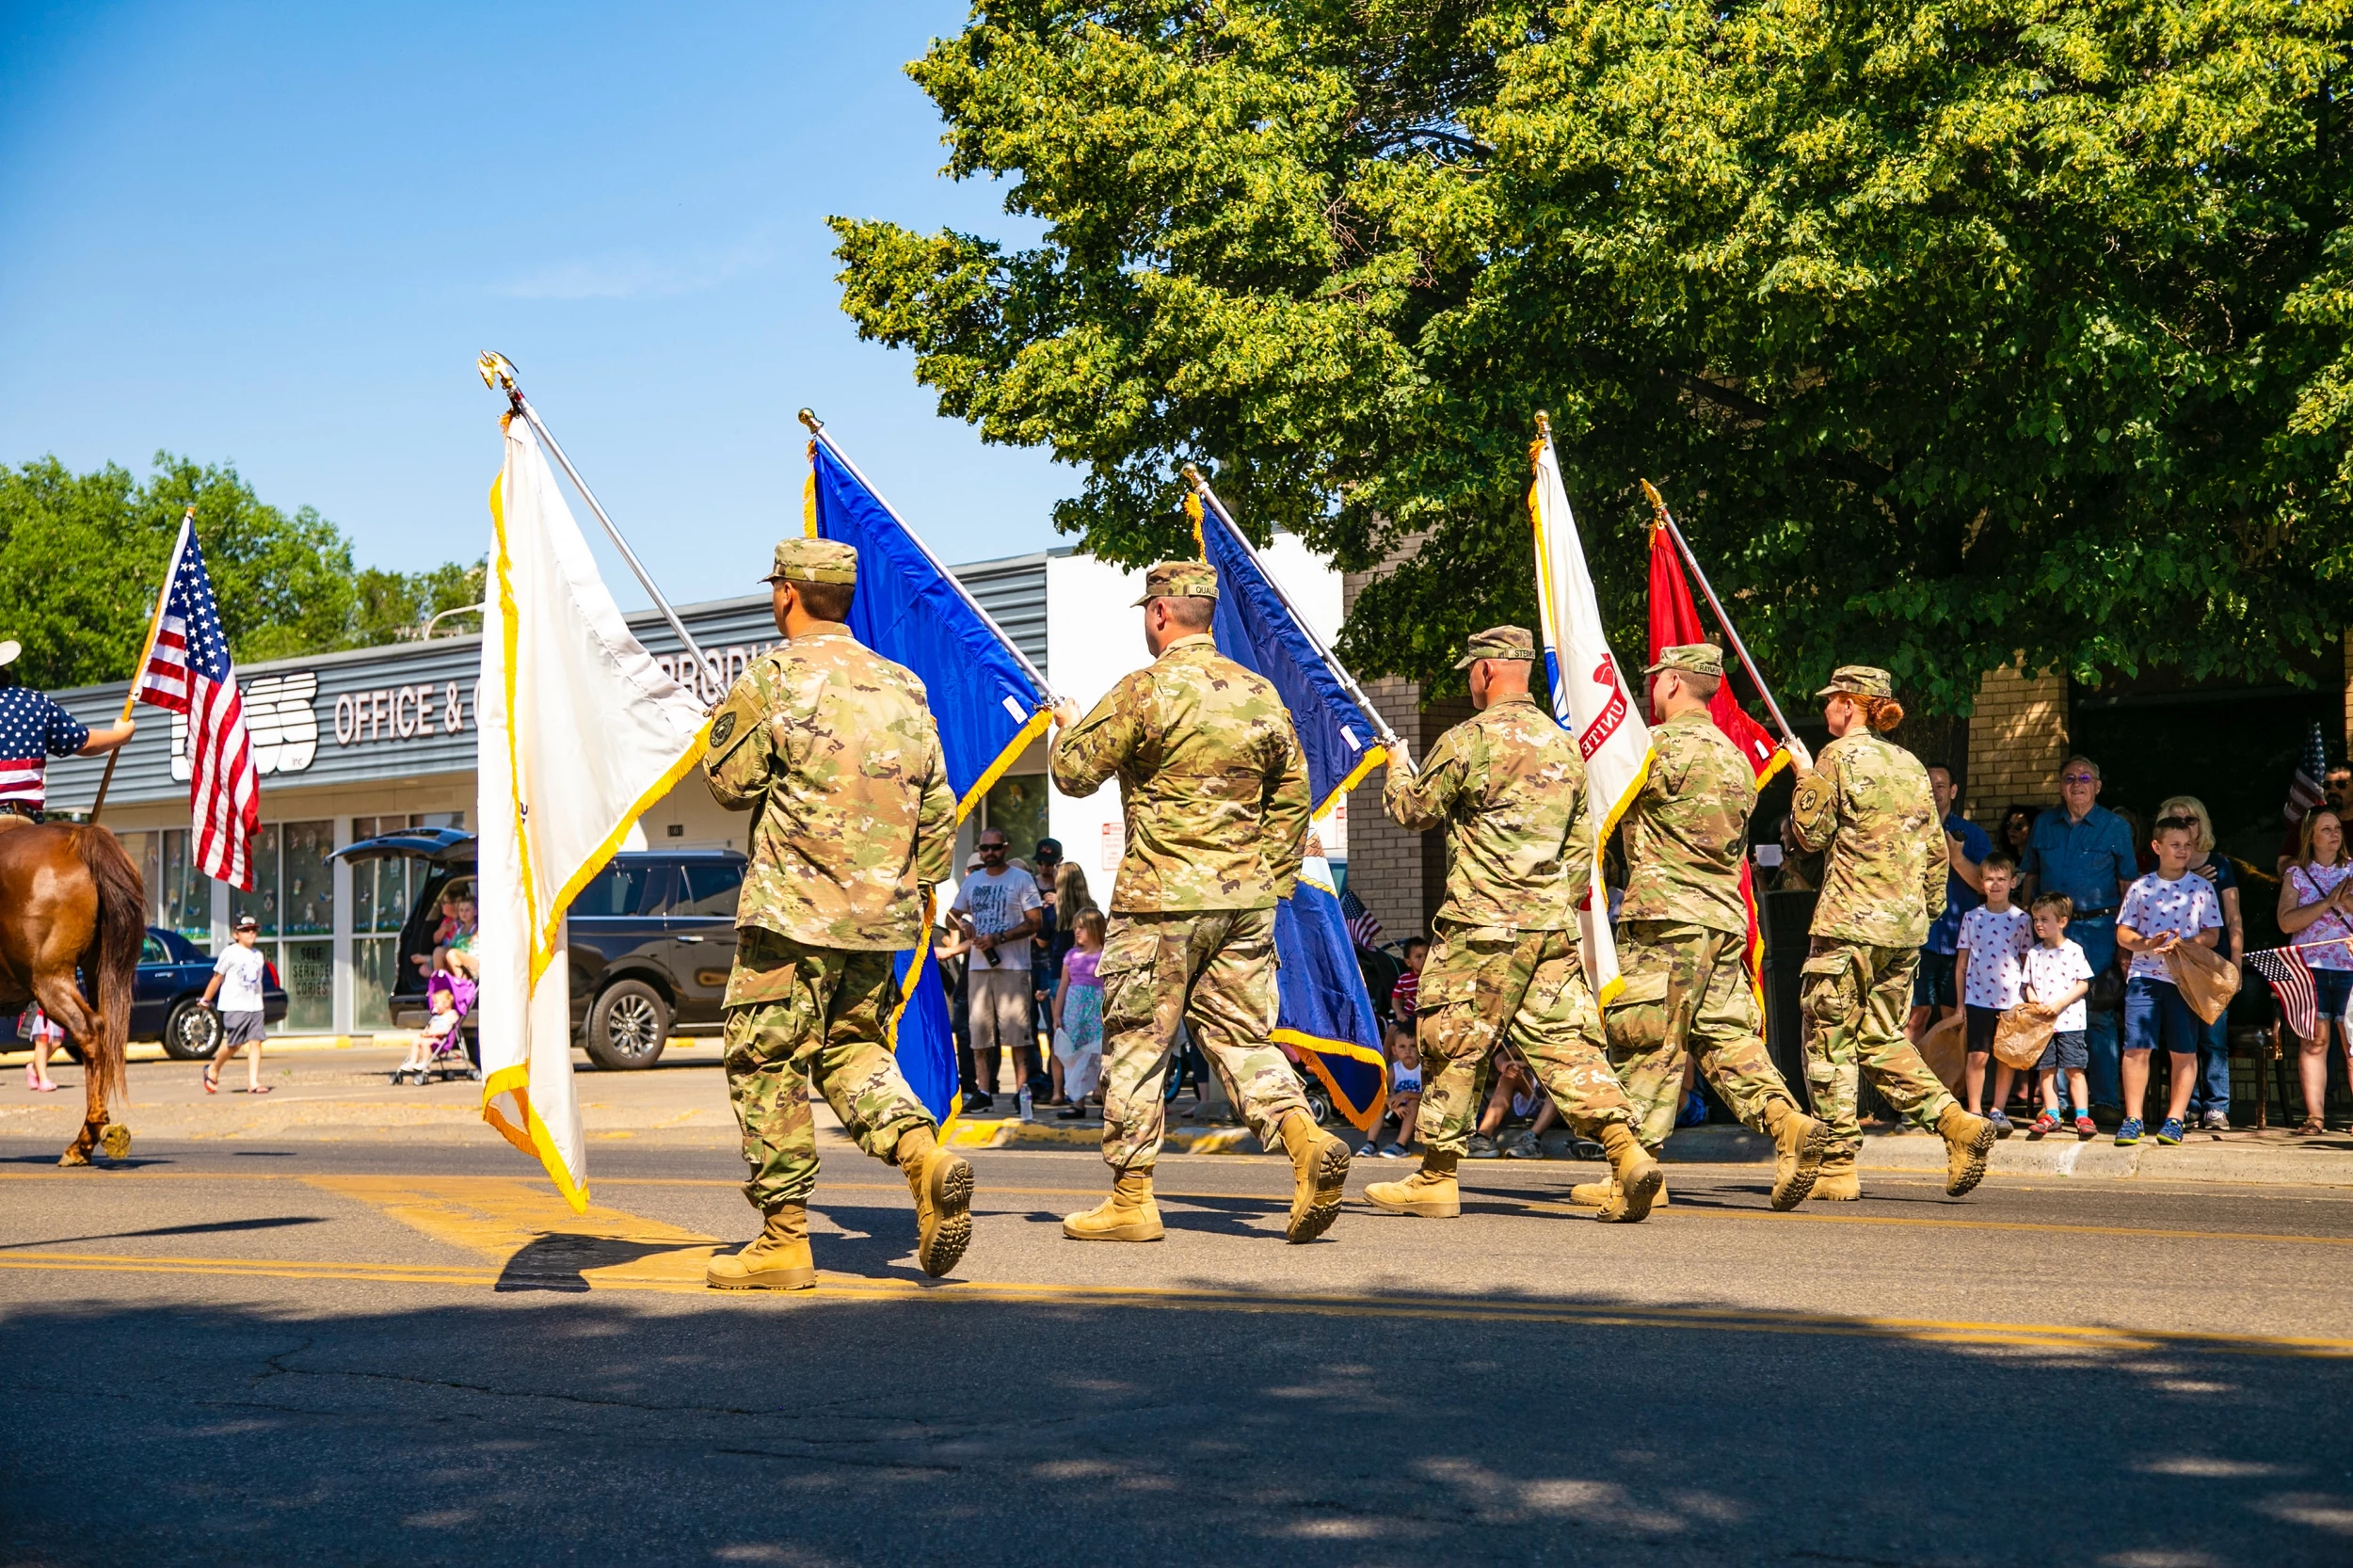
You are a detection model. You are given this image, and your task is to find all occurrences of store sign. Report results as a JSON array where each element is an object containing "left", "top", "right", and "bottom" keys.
[
  {"left": 655, "top": 641, "right": 781, "bottom": 704},
  {"left": 170, "top": 672, "right": 322, "bottom": 781},
  {"left": 332, "top": 680, "right": 473, "bottom": 747}
]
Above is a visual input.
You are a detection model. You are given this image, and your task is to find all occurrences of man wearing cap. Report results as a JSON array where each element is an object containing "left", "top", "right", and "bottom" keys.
[
  {"left": 1048, "top": 559, "right": 1352, "bottom": 1245},
  {"left": 700, "top": 538, "right": 974, "bottom": 1288},
  {"left": 0, "top": 639, "right": 136, "bottom": 826},
  {"left": 1363, "top": 626, "right": 1663, "bottom": 1224},
  {"left": 1568, "top": 643, "right": 1830, "bottom": 1212},
  {"left": 1787, "top": 666, "right": 1996, "bottom": 1200}
]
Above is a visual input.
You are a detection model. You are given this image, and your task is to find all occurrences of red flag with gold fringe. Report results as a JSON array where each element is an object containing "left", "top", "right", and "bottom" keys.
[{"left": 1646, "top": 522, "right": 1788, "bottom": 1000}]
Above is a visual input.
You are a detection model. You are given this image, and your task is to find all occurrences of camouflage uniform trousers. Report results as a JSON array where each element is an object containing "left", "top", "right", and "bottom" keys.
[
  {"left": 1603, "top": 920, "right": 1802, "bottom": 1151},
  {"left": 1097, "top": 908, "right": 1310, "bottom": 1173},
  {"left": 723, "top": 928, "right": 936, "bottom": 1212},
  {"left": 1414, "top": 925, "right": 1633, "bottom": 1156},
  {"left": 1799, "top": 937, "right": 1957, "bottom": 1160}
]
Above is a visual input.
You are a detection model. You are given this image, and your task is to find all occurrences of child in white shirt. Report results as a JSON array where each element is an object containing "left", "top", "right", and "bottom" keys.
[
  {"left": 2021, "top": 893, "right": 2097, "bottom": 1139},
  {"left": 2115, "top": 814, "right": 2223, "bottom": 1146},
  {"left": 1955, "top": 854, "right": 2034, "bottom": 1134}
]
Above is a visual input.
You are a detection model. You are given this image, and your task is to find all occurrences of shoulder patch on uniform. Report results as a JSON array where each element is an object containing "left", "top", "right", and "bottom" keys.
[{"left": 706, "top": 686, "right": 763, "bottom": 767}]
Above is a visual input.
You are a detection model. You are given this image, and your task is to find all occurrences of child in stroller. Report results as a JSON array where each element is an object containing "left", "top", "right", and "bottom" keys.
[{"left": 392, "top": 971, "right": 476, "bottom": 1085}]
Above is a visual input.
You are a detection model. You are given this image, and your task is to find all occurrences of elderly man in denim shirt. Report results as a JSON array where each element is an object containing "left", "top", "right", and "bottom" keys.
[{"left": 2019, "top": 756, "right": 2138, "bottom": 1112}]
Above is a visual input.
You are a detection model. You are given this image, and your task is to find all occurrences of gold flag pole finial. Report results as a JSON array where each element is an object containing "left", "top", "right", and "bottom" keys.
[
  {"left": 797, "top": 408, "right": 824, "bottom": 434},
  {"left": 1180, "top": 462, "right": 1205, "bottom": 488},
  {"left": 1534, "top": 409, "right": 1551, "bottom": 440}
]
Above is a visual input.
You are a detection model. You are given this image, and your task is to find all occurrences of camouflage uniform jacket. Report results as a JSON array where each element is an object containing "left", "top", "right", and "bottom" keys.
[
  {"left": 1618, "top": 707, "right": 1756, "bottom": 937},
  {"left": 1049, "top": 633, "right": 1309, "bottom": 913},
  {"left": 1383, "top": 694, "right": 1592, "bottom": 934},
  {"left": 1786, "top": 729, "right": 1945, "bottom": 947},
  {"left": 702, "top": 623, "right": 957, "bottom": 952}
]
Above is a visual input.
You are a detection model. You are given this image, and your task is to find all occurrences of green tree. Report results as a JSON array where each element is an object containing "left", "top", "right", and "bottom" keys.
[
  {"left": 834, "top": 0, "right": 2353, "bottom": 709},
  {"left": 0, "top": 453, "right": 480, "bottom": 687}
]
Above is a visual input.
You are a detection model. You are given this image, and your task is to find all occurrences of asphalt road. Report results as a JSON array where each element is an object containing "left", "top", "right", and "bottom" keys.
[{"left": 5, "top": 1138, "right": 2351, "bottom": 1567}]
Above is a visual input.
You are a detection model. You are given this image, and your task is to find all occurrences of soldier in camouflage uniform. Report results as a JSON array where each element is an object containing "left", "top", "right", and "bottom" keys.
[
  {"left": 1788, "top": 665, "right": 1995, "bottom": 1200},
  {"left": 1048, "top": 560, "right": 1352, "bottom": 1245},
  {"left": 699, "top": 537, "right": 975, "bottom": 1288},
  {"left": 1566, "top": 644, "right": 1831, "bottom": 1213},
  {"left": 1363, "top": 627, "right": 1663, "bottom": 1224}
]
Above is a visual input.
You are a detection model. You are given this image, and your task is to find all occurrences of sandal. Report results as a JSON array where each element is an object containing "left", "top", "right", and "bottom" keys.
[
  {"left": 246, "top": 1083, "right": 273, "bottom": 1095},
  {"left": 202, "top": 1064, "right": 220, "bottom": 1094},
  {"left": 2296, "top": 1116, "right": 2326, "bottom": 1135}
]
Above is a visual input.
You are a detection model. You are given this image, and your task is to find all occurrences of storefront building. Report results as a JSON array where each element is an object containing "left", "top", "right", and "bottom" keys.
[{"left": 45, "top": 539, "right": 1347, "bottom": 1037}]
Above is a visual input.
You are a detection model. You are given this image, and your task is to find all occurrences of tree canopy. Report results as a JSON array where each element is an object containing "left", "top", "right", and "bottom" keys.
[
  {"left": 834, "top": 0, "right": 2353, "bottom": 710},
  {"left": 0, "top": 453, "right": 482, "bottom": 689}
]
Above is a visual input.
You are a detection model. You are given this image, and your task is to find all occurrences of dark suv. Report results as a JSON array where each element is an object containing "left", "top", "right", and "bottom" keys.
[{"left": 334, "top": 830, "right": 744, "bottom": 1069}]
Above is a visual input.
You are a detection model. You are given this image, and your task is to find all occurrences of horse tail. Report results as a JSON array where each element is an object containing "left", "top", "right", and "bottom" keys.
[{"left": 73, "top": 825, "right": 141, "bottom": 1110}]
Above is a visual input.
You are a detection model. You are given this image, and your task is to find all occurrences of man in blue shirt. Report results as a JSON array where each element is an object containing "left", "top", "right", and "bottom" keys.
[
  {"left": 1908, "top": 765, "right": 1990, "bottom": 1047},
  {"left": 2019, "top": 755, "right": 2139, "bottom": 1113}
]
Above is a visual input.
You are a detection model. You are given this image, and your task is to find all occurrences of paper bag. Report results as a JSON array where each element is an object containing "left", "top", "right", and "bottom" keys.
[
  {"left": 1917, "top": 1009, "right": 1967, "bottom": 1093},
  {"left": 2166, "top": 940, "right": 2241, "bottom": 1025},
  {"left": 1992, "top": 1006, "right": 2055, "bottom": 1070}
]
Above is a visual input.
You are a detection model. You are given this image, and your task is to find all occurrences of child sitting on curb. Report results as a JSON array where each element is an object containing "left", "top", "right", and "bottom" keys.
[{"left": 2021, "top": 892, "right": 2097, "bottom": 1139}]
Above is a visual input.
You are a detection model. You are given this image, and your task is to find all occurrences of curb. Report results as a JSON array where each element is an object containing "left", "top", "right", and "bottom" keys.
[{"left": 1667, "top": 1124, "right": 2353, "bottom": 1188}]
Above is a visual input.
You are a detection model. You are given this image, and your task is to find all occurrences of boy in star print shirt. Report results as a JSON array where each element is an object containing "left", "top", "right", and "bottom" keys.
[
  {"left": 1955, "top": 853, "right": 2034, "bottom": 1134},
  {"left": 2114, "top": 814, "right": 2223, "bottom": 1148}
]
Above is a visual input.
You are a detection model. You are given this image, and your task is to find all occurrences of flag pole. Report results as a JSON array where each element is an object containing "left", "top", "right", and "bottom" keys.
[
  {"left": 475, "top": 352, "right": 712, "bottom": 676},
  {"left": 1181, "top": 465, "right": 1401, "bottom": 753},
  {"left": 1638, "top": 478, "right": 1807, "bottom": 760},
  {"left": 87, "top": 506, "right": 190, "bottom": 824},
  {"left": 797, "top": 409, "right": 1060, "bottom": 705}
]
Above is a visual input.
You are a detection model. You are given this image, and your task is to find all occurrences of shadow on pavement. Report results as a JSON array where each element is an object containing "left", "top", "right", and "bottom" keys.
[
  {"left": 5, "top": 1282, "right": 2349, "bottom": 1567},
  {"left": 1, "top": 1214, "right": 328, "bottom": 1250}
]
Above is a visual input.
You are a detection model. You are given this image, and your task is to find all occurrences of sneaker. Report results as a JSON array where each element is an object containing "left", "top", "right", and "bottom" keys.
[
  {"left": 1355, "top": 1141, "right": 1378, "bottom": 1158},
  {"left": 1380, "top": 1143, "right": 1408, "bottom": 1159},
  {"left": 2155, "top": 1117, "right": 2184, "bottom": 1145},
  {"left": 1986, "top": 1107, "right": 2014, "bottom": 1139},
  {"left": 960, "top": 1091, "right": 996, "bottom": 1115},
  {"left": 2201, "top": 1109, "right": 2231, "bottom": 1132},
  {"left": 2074, "top": 1112, "right": 2097, "bottom": 1140},
  {"left": 1466, "top": 1133, "right": 1502, "bottom": 1159},
  {"left": 1505, "top": 1130, "right": 1545, "bottom": 1159},
  {"left": 2027, "top": 1111, "right": 2059, "bottom": 1140},
  {"left": 2115, "top": 1117, "right": 2143, "bottom": 1145}
]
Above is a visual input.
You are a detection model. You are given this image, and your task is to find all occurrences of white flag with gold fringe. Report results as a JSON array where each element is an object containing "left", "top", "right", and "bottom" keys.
[
  {"left": 1529, "top": 428, "right": 1654, "bottom": 1005},
  {"left": 476, "top": 415, "right": 709, "bottom": 1210}
]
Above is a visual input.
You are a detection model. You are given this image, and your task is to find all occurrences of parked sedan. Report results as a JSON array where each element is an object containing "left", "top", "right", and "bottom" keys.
[{"left": 0, "top": 926, "right": 288, "bottom": 1059}]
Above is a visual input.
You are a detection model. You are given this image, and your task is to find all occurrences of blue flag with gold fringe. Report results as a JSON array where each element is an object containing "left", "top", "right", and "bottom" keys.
[
  {"left": 807, "top": 433, "right": 1053, "bottom": 1128},
  {"left": 1189, "top": 489, "right": 1387, "bottom": 1134}
]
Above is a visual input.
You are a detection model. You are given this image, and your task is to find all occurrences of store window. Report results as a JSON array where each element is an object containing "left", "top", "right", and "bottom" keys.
[
  {"left": 226, "top": 821, "right": 334, "bottom": 1033},
  {"left": 350, "top": 812, "right": 464, "bottom": 1032},
  {"left": 114, "top": 829, "right": 213, "bottom": 952},
  {"left": 981, "top": 774, "right": 1049, "bottom": 864}
]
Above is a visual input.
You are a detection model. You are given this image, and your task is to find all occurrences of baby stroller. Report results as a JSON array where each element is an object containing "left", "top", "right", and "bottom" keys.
[{"left": 393, "top": 972, "right": 478, "bottom": 1085}]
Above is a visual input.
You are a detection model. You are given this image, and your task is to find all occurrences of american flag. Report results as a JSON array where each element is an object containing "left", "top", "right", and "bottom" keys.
[
  {"left": 1339, "top": 885, "right": 1383, "bottom": 949},
  {"left": 135, "top": 519, "right": 259, "bottom": 889},
  {"left": 2284, "top": 721, "right": 2329, "bottom": 825}
]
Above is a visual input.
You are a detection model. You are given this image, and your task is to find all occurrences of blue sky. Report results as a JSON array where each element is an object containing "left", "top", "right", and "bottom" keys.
[{"left": 0, "top": 1, "right": 1069, "bottom": 610}]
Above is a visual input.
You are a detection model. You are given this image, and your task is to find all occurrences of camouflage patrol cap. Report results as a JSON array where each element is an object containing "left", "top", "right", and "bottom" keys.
[
  {"left": 1454, "top": 625, "right": 1537, "bottom": 670},
  {"left": 1644, "top": 642, "right": 1723, "bottom": 679},
  {"left": 1133, "top": 560, "right": 1219, "bottom": 606},
  {"left": 1815, "top": 664, "right": 1893, "bottom": 700},
  {"left": 763, "top": 537, "right": 858, "bottom": 586}
]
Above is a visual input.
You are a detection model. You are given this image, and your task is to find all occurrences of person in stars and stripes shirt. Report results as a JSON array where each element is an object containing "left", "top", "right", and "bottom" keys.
[{"left": 0, "top": 638, "right": 136, "bottom": 824}]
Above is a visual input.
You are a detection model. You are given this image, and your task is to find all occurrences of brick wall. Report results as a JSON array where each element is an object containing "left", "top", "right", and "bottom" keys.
[{"left": 1963, "top": 658, "right": 2070, "bottom": 826}]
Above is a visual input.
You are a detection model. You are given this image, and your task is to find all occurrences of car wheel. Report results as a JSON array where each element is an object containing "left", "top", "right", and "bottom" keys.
[
  {"left": 160, "top": 1000, "right": 223, "bottom": 1061},
  {"left": 584, "top": 980, "right": 669, "bottom": 1070},
  {"left": 1294, "top": 1071, "right": 1334, "bottom": 1128}
]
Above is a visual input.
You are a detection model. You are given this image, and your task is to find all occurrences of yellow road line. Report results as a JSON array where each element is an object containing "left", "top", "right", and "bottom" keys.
[{"left": 1, "top": 1247, "right": 2347, "bottom": 1357}]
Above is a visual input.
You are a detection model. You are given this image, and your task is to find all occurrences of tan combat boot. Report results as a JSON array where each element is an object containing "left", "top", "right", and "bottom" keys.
[
  {"left": 1594, "top": 1123, "right": 1664, "bottom": 1223},
  {"left": 1276, "top": 1110, "right": 1351, "bottom": 1242},
  {"left": 1566, "top": 1174, "right": 1670, "bottom": 1208},
  {"left": 897, "top": 1127, "right": 974, "bottom": 1278},
  {"left": 706, "top": 1204, "right": 817, "bottom": 1290},
  {"left": 1365, "top": 1150, "right": 1461, "bottom": 1217},
  {"left": 1764, "top": 1098, "right": 1832, "bottom": 1211},
  {"left": 1937, "top": 1101, "right": 1997, "bottom": 1197},
  {"left": 1063, "top": 1169, "right": 1164, "bottom": 1241},
  {"left": 1811, "top": 1154, "right": 1861, "bottom": 1200}
]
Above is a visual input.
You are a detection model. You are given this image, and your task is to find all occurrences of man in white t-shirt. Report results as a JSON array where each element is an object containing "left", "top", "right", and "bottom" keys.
[
  {"left": 951, "top": 829, "right": 1044, "bottom": 1103},
  {"left": 200, "top": 914, "right": 272, "bottom": 1094}
]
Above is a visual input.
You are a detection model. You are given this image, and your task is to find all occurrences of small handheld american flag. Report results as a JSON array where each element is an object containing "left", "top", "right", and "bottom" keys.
[
  {"left": 135, "top": 518, "right": 259, "bottom": 890},
  {"left": 2285, "top": 722, "right": 2329, "bottom": 826},
  {"left": 1339, "top": 885, "right": 1383, "bottom": 950}
]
